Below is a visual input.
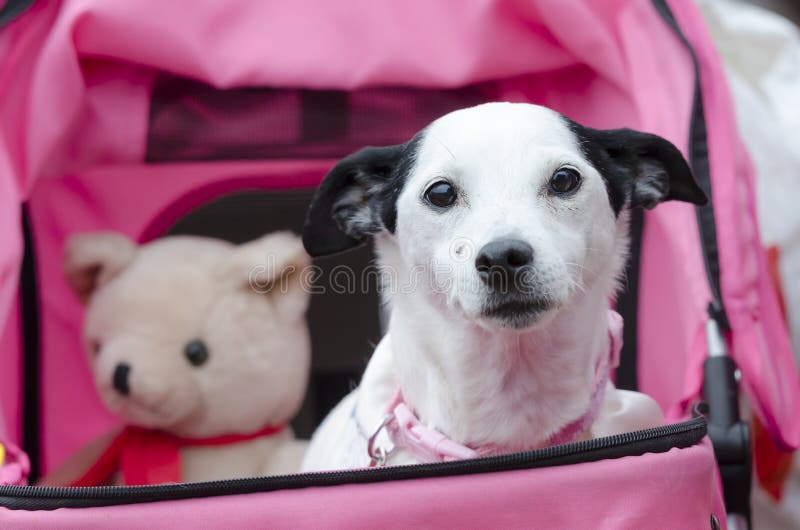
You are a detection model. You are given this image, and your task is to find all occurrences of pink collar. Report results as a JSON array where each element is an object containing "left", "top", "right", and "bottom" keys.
[{"left": 371, "top": 311, "right": 623, "bottom": 465}]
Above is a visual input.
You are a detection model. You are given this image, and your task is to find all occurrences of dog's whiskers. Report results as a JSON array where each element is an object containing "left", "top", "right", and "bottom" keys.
[
  {"left": 565, "top": 262, "right": 593, "bottom": 294},
  {"left": 570, "top": 282, "right": 587, "bottom": 296},
  {"left": 565, "top": 261, "right": 593, "bottom": 274},
  {"left": 430, "top": 133, "right": 456, "bottom": 161},
  {"left": 563, "top": 272, "right": 587, "bottom": 295}
]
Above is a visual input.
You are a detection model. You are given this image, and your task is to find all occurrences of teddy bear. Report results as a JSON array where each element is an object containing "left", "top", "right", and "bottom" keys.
[{"left": 40, "top": 231, "right": 312, "bottom": 486}]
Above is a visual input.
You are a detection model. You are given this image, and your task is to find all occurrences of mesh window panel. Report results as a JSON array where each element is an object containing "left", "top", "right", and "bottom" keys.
[{"left": 147, "top": 75, "right": 491, "bottom": 162}]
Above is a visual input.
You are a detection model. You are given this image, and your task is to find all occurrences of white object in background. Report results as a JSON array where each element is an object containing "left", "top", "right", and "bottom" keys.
[
  {"left": 700, "top": 0, "right": 800, "bottom": 357},
  {"left": 698, "top": 2, "right": 800, "bottom": 529}
]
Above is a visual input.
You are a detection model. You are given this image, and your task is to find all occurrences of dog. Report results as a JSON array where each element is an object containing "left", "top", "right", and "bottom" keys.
[{"left": 300, "top": 102, "right": 707, "bottom": 470}]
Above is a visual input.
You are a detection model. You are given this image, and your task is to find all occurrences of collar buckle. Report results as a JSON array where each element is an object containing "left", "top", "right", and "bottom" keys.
[{"left": 367, "top": 413, "right": 395, "bottom": 467}]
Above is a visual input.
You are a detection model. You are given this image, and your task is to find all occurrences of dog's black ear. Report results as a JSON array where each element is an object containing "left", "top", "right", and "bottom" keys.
[
  {"left": 303, "top": 141, "right": 417, "bottom": 257},
  {"left": 567, "top": 121, "right": 708, "bottom": 214}
]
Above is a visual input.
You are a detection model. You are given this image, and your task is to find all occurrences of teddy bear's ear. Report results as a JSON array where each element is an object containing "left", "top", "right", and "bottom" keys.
[
  {"left": 63, "top": 232, "right": 137, "bottom": 304},
  {"left": 224, "top": 231, "right": 312, "bottom": 317}
]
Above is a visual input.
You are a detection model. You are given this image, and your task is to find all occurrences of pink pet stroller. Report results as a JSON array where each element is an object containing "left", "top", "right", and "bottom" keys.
[{"left": 1, "top": 0, "right": 799, "bottom": 528}]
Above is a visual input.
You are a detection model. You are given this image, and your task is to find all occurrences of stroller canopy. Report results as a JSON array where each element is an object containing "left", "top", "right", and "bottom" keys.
[{"left": 0, "top": 0, "right": 797, "bottom": 474}]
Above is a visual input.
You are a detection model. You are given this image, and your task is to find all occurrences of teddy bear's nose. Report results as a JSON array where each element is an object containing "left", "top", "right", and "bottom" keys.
[{"left": 113, "top": 363, "right": 131, "bottom": 396}]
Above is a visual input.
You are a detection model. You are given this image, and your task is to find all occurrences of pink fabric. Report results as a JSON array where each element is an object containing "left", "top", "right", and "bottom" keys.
[
  {"left": 0, "top": 171, "right": 22, "bottom": 446},
  {"left": 0, "top": 0, "right": 58, "bottom": 446},
  {"left": 0, "top": 440, "right": 30, "bottom": 487},
  {"left": 0, "top": 439, "right": 726, "bottom": 529},
  {"left": 0, "top": 0, "right": 794, "bottom": 476},
  {"left": 702, "top": 0, "right": 799, "bottom": 450},
  {"left": 652, "top": 0, "right": 800, "bottom": 449},
  {"left": 0, "top": 303, "right": 22, "bottom": 444},
  {"left": 29, "top": 161, "right": 335, "bottom": 469}
]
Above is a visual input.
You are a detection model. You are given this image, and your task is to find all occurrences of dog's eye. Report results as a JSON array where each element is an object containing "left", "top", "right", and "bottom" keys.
[
  {"left": 90, "top": 340, "right": 102, "bottom": 357},
  {"left": 184, "top": 339, "right": 210, "bottom": 367},
  {"left": 549, "top": 168, "right": 581, "bottom": 195},
  {"left": 424, "top": 181, "right": 457, "bottom": 209}
]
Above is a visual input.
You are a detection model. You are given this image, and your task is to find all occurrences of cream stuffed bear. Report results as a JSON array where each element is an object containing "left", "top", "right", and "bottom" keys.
[{"left": 41, "top": 232, "right": 311, "bottom": 486}]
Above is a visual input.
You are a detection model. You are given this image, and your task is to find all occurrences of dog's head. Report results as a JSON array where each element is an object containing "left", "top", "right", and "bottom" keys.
[{"left": 304, "top": 103, "right": 706, "bottom": 330}]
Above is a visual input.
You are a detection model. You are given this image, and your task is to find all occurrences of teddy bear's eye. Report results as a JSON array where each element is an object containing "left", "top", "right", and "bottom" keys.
[
  {"left": 91, "top": 340, "right": 102, "bottom": 357},
  {"left": 184, "top": 339, "right": 209, "bottom": 367}
]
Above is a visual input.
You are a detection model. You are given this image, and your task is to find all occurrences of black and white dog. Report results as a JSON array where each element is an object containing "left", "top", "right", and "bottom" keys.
[{"left": 301, "top": 102, "right": 707, "bottom": 470}]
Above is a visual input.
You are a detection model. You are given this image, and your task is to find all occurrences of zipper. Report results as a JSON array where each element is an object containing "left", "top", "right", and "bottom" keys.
[{"left": 0, "top": 417, "right": 706, "bottom": 510}]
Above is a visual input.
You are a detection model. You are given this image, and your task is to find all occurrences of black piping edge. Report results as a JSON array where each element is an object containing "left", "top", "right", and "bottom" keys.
[
  {"left": 616, "top": 208, "right": 644, "bottom": 391},
  {"left": 0, "top": 0, "right": 35, "bottom": 28},
  {"left": 651, "top": 0, "right": 730, "bottom": 331},
  {"left": 19, "top": 204, "right": 41, "bottom": 484},
  {"left": 0, "top": 417, "right": 707, "bottom": 510}
]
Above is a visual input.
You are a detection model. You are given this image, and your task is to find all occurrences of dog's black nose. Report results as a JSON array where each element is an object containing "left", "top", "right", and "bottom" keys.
[
  {"left": 112, "top": 363, "right": 131, "bottom": 396},
  {"left": 475, "top": 239, "right": 534, "bottom": 288}
]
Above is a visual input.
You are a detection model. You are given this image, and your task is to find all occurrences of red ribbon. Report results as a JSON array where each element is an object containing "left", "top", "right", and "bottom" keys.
[{"left": 70, "top": 424, "right": 285, "bottom": 486}]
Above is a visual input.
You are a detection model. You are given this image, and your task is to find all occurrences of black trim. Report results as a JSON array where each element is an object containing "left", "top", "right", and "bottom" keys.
[
  {"left": 144, "top": 76, "right": 487, "bottom": 162},
  {"left": 0, "top": 0, "right": 34, "bottom": 28},
  {"left": 19, "top": 205, "right": 41, "bottom": 483},
  {"left": 300, "top": 90, "right": 349, "bottom": 142},
  {"left": 651, "top": 0, "right": 730, "bottom": 331},
  {"left": 615, "top": 208, "right": 644, "bottom": 391},
  {"left": 0, "top": 417, "right": 706, "bottom": 510},
  {"left": 651, "top": 0, "right": 749, "bottom": 523},
  {"left": 704, "top": 357, "right": 752, "bottom": 523}
]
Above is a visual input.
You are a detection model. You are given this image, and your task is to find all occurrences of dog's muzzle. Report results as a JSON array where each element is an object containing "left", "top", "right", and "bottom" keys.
[{"left": 474, "top": 238, "right": 553, "bottom": 327}]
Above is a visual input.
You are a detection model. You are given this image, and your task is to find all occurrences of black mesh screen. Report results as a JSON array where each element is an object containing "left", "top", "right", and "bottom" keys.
[{"left": 147, "top": 75, "right": 491, "bottom": 162}]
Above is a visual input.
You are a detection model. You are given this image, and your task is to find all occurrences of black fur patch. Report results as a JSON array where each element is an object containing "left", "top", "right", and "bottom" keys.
[
  {"left": 303, "top": 133, "right": 424, "bottom": 257},
  {"left": 564, "top": 117, "right": 707, "bottom": 215}
]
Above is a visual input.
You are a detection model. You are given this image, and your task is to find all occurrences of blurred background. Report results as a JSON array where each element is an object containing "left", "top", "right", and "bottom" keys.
[{"left": 700, "top": 1, "right": 800, "bottom": 528}]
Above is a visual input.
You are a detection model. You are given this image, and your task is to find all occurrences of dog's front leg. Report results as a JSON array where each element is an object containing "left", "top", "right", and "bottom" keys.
[{"left": 590, "top": 382, "right": 665, "bottom": 438}]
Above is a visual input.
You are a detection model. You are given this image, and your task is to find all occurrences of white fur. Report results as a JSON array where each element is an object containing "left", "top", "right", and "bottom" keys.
[{"left": 302, "top": 103, "right": 663, "bottom": 471}]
